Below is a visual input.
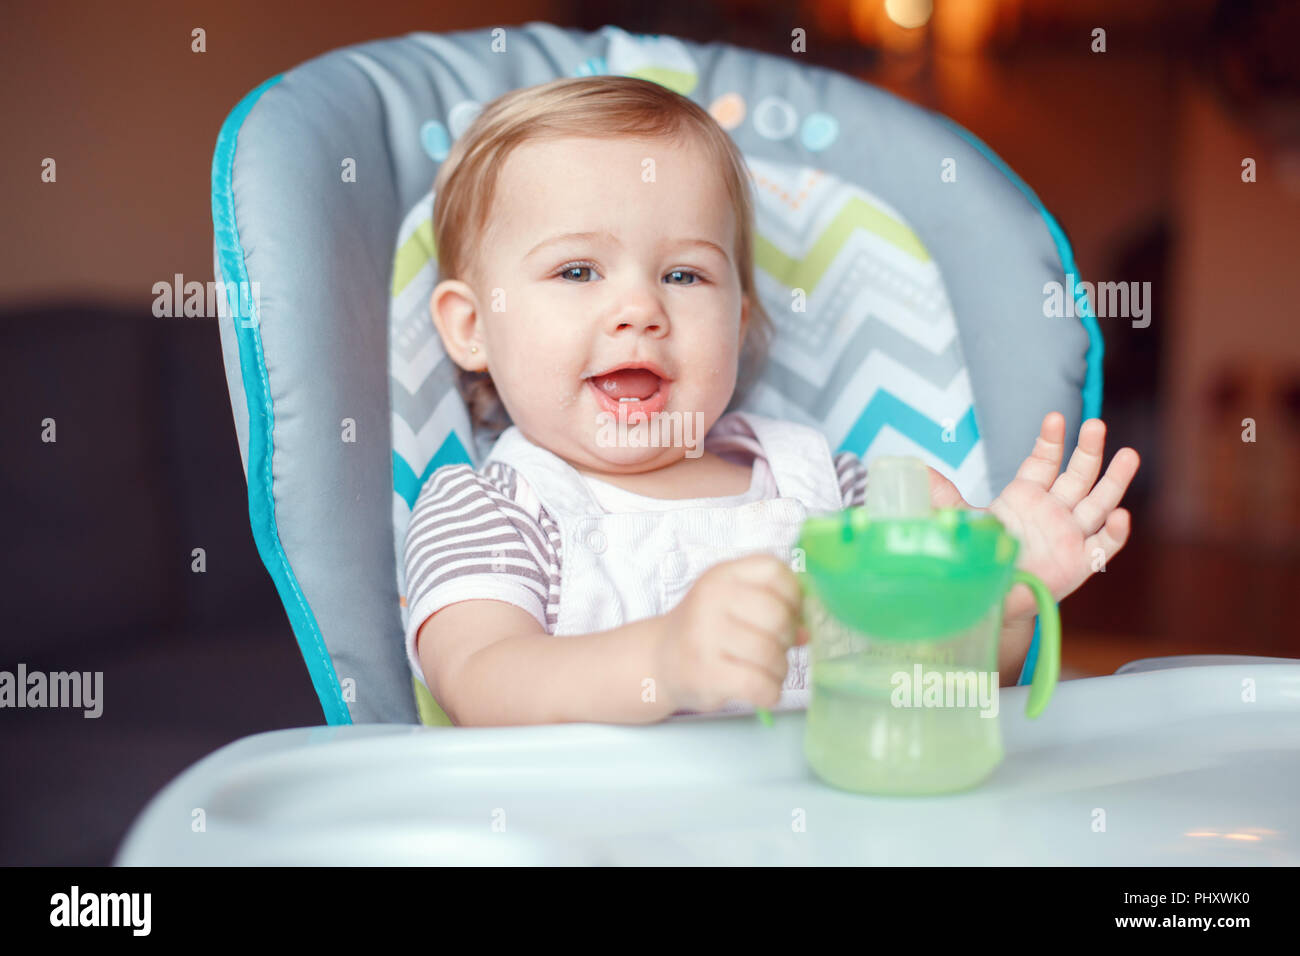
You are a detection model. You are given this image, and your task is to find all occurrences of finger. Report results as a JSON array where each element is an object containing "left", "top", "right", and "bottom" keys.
[
  {"left": 1049, "top": 418, "right": 1107, "bottom": 509},
  {"left": 726, "top": 584, "right": 798, "bottom": 644},
  {"left": 1073, "top": 448, "right": 1141, "bottom": 535},
  {"left": 729, "top": 665, "right": 784, "bottom": 711},
  {"left": 1013, "top": 412, "right": 1067, "bottom": 488},
  {"left": 730, "top": 553, "right": 802, "bottom": 619},
  {"left": 720, "top": 610, "right": 792, "bottom": 683},
  {"left": 1082, "top": 507, "right": 1131, "bottom": 570},
  {"left": 928, "top": 466, "right": 968, "bottom": 508}
]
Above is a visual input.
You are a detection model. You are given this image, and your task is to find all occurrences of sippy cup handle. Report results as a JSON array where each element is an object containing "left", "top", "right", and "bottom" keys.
[{"left": 1011, "top": 570, "right": 1060, "bottom": 718}]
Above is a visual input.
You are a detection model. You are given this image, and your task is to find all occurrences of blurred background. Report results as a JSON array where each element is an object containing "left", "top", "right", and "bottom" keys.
[{"left": 1, "top": 0, "right": 1297, "bottom": 864}]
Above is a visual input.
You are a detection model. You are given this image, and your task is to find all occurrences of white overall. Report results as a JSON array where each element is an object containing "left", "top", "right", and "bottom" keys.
[{"left": 484, "top": 410, "right": 846, "bottom": 719}]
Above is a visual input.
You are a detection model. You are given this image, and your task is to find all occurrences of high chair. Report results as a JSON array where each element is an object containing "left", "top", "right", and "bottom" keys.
[{"left": 211, "top": 22, "right": 1103, "bottom": 727}]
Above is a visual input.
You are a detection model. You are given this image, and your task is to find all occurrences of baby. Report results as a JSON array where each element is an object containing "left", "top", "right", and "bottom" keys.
[{"left": 403, "top": 76, "right": 1140, "bottom": 726}]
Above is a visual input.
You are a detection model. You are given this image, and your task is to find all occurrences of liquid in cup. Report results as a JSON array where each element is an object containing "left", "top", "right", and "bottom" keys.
[{"left": 803, "top": 593, "right": 1005, "bottom": 795}]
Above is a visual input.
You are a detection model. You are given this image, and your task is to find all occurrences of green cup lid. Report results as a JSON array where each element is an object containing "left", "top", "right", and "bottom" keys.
[{"left": 797, "top": 506, "right": 1020, "bottom": 641}]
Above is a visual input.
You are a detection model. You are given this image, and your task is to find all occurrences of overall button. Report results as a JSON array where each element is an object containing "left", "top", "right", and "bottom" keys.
[{"left": 584, "top": 529, "right": 607, "bottom": 554}]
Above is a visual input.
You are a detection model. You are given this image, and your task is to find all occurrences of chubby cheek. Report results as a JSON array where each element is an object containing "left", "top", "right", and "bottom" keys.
[
  {"left": 493, "top": 338, "right": 585, "bottom": 409},
  {"left": 674, "top": 348, "right": 740, "bottom": 416},
  {"left": 691, "top": 332, "right": 742, "bottom": 382}
]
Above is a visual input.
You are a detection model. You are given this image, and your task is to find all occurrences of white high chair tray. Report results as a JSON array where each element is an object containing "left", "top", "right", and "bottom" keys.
[{"left": 117, "top": 663, "right": 1300, "bottom": 865}]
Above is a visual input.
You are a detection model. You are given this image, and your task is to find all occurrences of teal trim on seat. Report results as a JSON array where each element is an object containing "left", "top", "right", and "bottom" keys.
[
  {"left": 212, "top": 73, "right": 353, "bottom": 726},
  {"left": 934, "top": 114, "right": 1105, "bottom": 688}
]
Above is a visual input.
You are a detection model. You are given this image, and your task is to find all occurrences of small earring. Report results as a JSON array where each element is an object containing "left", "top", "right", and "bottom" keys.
[{"left": 469, "top": 345, "right": 479, "bottom": 354}]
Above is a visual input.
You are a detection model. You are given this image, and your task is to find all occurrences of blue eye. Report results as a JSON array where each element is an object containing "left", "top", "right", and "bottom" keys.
[{"left": 664, "top": 269, "right": 701, "bottom": 286}]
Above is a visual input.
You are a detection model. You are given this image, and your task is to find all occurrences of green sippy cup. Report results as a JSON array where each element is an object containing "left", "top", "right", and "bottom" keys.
[{"left": 794, "top": 455, "right": 1061, "bottom": 795}]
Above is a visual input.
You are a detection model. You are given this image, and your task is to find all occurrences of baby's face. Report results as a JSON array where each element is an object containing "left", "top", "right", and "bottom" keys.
[{"left": 459, "top": 133, "right": 750, "bottom": 474}]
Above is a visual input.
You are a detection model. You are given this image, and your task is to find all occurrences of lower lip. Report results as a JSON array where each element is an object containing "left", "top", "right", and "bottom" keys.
[{"left": 586, "top": 377, "right": 671, "bottom": 418}]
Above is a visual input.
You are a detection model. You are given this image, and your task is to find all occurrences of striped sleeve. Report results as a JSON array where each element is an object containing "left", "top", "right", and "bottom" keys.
[
  {"left": 402, "top": 461, "right": 562, "bottom": 687},
  {"left": 833, "top": 450, "right": 869, "bottom": 508}
]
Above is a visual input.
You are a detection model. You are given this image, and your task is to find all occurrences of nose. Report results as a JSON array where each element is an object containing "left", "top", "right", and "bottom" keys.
[{"left": 604, "top": 279, "right": 669, "bottom": 338}]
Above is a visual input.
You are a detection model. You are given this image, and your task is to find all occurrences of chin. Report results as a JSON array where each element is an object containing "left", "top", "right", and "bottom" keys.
[
  {"left": 590, "top": 413, "right": 716, "bottom": 466},
  {"left": 594, "top": 444, "right": 681, "bottom": 468}
]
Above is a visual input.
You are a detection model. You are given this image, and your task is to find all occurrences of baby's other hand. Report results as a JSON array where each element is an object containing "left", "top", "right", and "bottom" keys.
[
  {"left": 990, "top": 412, "right": 1139, "bottom": 620},
  {"left": 654, "top": 554, "right": 806, "bottom": 714}
]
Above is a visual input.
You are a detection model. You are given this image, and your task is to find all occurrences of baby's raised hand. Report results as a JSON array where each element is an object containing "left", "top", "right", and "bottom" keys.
[
  {"left": 654, "top": 554, "right": 806, "bottom": 714},
  {"left": 987, "top": 412, "right": 1139, "bottom": 622}
]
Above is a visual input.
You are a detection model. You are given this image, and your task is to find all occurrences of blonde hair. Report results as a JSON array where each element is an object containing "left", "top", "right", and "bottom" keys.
[{"left": 431, "top": 75, "right": 774, "bottom": 435}]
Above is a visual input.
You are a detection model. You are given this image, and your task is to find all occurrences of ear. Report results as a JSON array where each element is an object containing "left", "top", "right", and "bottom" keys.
[
  {"left": 739, "top": 293, "right": 752, "bottom": 346},
  {"left": 430, "top": 279, "right": 486, "bottom": 371}
]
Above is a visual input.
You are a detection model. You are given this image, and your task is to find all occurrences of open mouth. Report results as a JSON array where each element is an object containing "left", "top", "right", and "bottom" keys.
[{"left": 584, "top": 365, "right": 670, "bottom": 415}]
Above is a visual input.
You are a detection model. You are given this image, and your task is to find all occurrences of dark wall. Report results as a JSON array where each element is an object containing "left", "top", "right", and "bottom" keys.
[{"left": 1, "top": 304, "right": 285, "bottom": 660}]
